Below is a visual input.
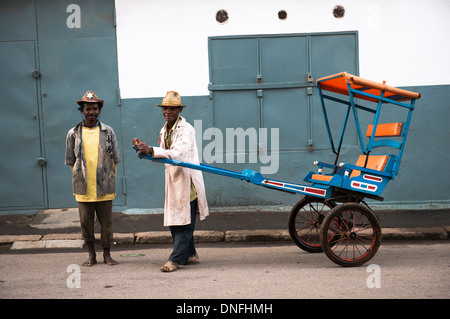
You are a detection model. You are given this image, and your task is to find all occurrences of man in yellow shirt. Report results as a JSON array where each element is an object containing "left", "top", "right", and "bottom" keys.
[{"left": 65, "top": 91, "right": 122, "bottom": 267}]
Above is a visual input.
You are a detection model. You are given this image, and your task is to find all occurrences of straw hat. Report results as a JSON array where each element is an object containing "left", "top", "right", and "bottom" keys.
[
  {"left": 156, "top": 91, "right": 186, "bottom": 108},
  {"left": 76, "top": 90, "right": 104, "bottom": 107}
]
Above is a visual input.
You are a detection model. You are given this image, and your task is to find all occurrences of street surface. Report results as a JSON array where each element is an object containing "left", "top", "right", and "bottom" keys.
[{"left": 0, "top": 241, "right": 448, "bottom": 300}]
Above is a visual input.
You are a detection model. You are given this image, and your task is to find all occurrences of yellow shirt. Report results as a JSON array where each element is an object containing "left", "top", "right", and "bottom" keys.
[{"left": 75, "top": 126, "right": 116, "bottom": 202}]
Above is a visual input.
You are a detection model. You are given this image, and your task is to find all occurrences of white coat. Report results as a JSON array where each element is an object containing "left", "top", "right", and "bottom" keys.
[{"left": 152, "top": 116, "right": 209, "bottom": 226}]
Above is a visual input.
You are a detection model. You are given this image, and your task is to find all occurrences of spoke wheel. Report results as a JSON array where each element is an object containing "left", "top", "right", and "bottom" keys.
[
  {"left": 320, "top": 203, "right": 382, "bottom": 267},
  {"left": 288, "top": 196, "right": 336, "bottom": 253}
]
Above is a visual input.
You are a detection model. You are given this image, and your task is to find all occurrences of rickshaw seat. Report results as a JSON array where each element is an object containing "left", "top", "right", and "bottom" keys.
[
  {"left": 310, "top": 174, "right": 333, "bottom": 182},
  {"left": 308, "top": 72, "right": 419, "bottom": 196},
  {"left": 310, "top": 154, "right": 390, "bottom": 181},
  {"left": 349, "top": 155, "right": 390, "bottom": 178}
]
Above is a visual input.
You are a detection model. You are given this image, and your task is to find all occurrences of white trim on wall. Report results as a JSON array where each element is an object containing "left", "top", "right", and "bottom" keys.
[{"left": 115, "top": 0, "right": 450, "bottom": 98}]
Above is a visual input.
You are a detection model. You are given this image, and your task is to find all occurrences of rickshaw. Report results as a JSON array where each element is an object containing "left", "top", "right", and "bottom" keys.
[{"left": 134, "top": 72, "right": 420, "bottom": 267}]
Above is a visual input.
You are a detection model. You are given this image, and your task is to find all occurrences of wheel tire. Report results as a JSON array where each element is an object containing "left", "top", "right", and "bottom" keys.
[
  {"left": 288, "top": 196, "right": 336, "bottom": 253},
  {"left": 320, "top": 203, "right": 382, "bottom": 267}
]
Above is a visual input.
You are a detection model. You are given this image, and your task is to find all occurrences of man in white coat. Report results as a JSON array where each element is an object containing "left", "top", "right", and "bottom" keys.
[{"left": 134, "top": 91, "right": 209, "bottom": 272}]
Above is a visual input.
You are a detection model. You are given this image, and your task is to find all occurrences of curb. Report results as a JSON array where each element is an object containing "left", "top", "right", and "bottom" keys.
[
  {"left": 10, "top": 239, "right": 85, "bottom": 250},
  {"left": 1, "top": 226, "right": 449, "bottom": 250},
  {"left": 382, "top": 226, "right": 449, "bottom": 240}
]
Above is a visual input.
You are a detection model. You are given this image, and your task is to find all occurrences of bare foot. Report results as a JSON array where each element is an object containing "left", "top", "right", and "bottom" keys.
[
  {"left": 82, "top": 255, "right": 97, "bottom": 267},
  {"left": 187, "top": 253, "right": 200, "bottom": 265},
  {"left": 103, "top": 251, "right": 118, "bottom": 266}
]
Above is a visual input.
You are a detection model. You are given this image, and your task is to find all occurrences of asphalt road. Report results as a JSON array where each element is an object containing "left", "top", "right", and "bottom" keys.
[{"left": 0, "top": 241, "right": 449, "bottom": 301}]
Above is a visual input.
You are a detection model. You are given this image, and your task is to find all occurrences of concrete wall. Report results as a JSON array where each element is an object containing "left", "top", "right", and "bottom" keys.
[
  {"left": 115, "top": 0, "right": 450, "bottom": 98},
  {"left": 120, "top": 84, "right": 450, "bottom": 210},
  {"left": 1, "top": 0, "right": 449, "bottom": 213},
  {"left": 115, "top": 0, "right": 450, "bottom": 210}
]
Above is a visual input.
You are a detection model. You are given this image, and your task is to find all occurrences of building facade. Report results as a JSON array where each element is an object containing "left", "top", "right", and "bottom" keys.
[{"left": 1, "top": 0, "right": 449, "bottom": 214}]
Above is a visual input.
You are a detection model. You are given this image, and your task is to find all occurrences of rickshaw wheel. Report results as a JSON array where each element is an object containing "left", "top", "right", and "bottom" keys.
[
  {"left": 288, "top": 196, "right": 336, "bottom": 253},
  {"left": 320, "top": 203, "right": 382, "bottom": 267}
]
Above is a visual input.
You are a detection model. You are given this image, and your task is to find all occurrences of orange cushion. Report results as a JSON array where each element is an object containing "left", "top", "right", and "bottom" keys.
[
  {"left": 350, "top": 155, "right": 390, "bottom": 178},
  {"left": 316, "top": 72, "right": 421, "bottom": 102},
  {"left": 366, "top": 123, "right": 403, "bottom": 137},
  {"left": 311, "top": 174, "right": 333, "bottom": 182}
]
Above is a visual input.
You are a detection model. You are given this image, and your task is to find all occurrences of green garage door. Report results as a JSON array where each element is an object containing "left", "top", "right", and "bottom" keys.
[
  {"left": 0, "top": 1, "right": 44, "bottom": 210},
  {"left": 36, "top": 0, "right": 124, "bottom": 208},
  {"left": 0, "top": 41, "right": 45, "bottom": 209},
  {"left": 208, "top": 32, "right": 359, "bottom": 159},
  {"left": 0, "top": 0, "right": 123, "bottom": 211}
]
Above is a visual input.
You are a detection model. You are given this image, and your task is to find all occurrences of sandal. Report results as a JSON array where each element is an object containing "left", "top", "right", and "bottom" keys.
[
  {"left": 186, "top": 253, "right": 200, "bottom": 265},
  {"left": 161, "top": 260, "right": 179, "bottom": 272}
]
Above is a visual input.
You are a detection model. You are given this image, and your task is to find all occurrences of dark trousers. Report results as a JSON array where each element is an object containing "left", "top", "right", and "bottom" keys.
[
  {"left": 77, "top": 200, "right": 113, "bottom": 249},
  {"left": 169, "top": 199, "right": 198, "bottom": 265}
]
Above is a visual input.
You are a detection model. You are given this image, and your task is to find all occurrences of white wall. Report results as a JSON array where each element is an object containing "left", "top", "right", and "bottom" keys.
[{"left": 115, "top": 0, "right": 450, "bottom": 98}]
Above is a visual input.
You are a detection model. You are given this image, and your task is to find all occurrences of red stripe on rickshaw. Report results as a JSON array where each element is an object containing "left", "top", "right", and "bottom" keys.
[
  {"left": 305, "top": 187, "right": 326, "bottom": 196},
  {"left": 265, "top": 180, "right": 284, "bottom": 187}
]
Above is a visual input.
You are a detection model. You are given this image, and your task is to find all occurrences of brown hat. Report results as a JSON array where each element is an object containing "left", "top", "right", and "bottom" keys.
[
  {"left": 76, "top": 90, "right": 104, "bottom": 107},
  {"left": 156, "top": 91, "right": 186, "bottom": 108}
]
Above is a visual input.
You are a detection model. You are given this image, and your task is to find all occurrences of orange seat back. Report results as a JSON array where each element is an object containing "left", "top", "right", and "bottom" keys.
[{"left": 366, "top": 122, "right": 403, "bottom": 137}]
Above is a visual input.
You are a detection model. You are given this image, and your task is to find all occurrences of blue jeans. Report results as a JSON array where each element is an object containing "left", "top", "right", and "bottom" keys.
[{"left": 169, "top": 199, "right": 198, "bottom": 265}]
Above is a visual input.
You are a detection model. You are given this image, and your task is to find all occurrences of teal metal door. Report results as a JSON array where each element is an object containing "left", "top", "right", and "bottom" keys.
[
  {"left": 310, "top": 33, "right": 360, "bottom": 149},
  {"left": 0, "top": 1, "right": 45, "bottom": 210},
  {"left": 0, "top": 41, "right": 45, "bottom": 209},
  {"left": 0, "top": 0, "right": 123, "bottom": 211},
  {"left": 36, "top": 0, "right": 125, "bottom": 208},
  {"left": 208, "top": 32, "right": 358, "bottom": 156}
]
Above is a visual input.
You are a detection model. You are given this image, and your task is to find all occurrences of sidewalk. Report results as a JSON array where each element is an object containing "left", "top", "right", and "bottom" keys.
[{"left": 0, "top": 207, "right": 449, "bottom": 249}]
